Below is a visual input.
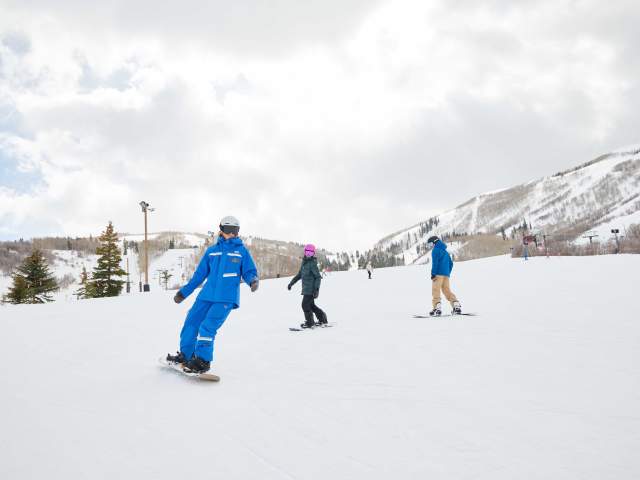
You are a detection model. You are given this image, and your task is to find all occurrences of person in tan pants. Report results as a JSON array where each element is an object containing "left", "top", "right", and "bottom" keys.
[
  {"left": 432, "top": 275, "right": 459, "bottom": 311},
  {"left": 427, "top": 235, "right": 462, "bottom": 316}
]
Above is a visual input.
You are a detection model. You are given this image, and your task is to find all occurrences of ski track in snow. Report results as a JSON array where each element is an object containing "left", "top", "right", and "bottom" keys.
[{"left": 1, "top": 254, "right": 639, "bottom": 479}]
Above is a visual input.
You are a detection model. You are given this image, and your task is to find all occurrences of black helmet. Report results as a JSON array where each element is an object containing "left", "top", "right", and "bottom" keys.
[{"left": 427, "top": 235, "right": 439, "bottom": 246}]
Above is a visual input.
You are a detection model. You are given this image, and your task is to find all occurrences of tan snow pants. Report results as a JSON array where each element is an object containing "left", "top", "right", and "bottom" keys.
[{"left": 432, "top": 275, "right": 459, "bottom": 308}]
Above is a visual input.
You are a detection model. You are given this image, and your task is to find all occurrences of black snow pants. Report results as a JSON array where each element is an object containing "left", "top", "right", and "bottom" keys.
[{"left": 302, "top": 294, "right": 327, "bottom": 324}]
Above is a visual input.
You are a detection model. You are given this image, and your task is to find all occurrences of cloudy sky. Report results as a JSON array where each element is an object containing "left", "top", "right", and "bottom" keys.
[{"left": 1, "top": 0, "right": 639, "bottom": 251}]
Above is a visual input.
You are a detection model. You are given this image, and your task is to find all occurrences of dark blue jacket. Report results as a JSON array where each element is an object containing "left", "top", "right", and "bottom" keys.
[
  {"left": 431, "top": 241, "right": 453, "bottom": 277},
  {"left": 289, "top": 256, "right": 321, "bottom": 295},
  {"left": 179, "top": 236, "right": 258, "bottom": 308}
]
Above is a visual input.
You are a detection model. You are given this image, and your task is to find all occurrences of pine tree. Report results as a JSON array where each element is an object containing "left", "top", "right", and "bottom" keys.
[
  {"left": 6, "top": 274, "right": 29, "bottom": 304},
  {"left": 6, "top": 250, "right": 58, "bottom": 304},
  {"left": 88, "top": 222, "right": 126, "bottom": 297},
  {"left": 74, "top": 265, "right": 95, "bottom": 299},
  {"left": 160, "top": 269, "right": 172, "bottom": 290}
]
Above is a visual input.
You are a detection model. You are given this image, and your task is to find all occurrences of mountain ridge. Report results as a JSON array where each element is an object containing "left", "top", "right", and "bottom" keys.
[{"left": 373, "top": 144, "right": 640, "bottom": 264}]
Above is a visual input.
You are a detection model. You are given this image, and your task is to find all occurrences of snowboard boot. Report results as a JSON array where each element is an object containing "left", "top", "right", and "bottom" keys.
[
  {"left": 166, "top": 351, "right": 187, "bottom": 365},
  {"left": 315, "top": 310, "right": 328, "bottom": 325},
  {"left": 184, "top": 356, "right": 210, "bottom": 374},
  {"left": 429, "top": 303, "right": 442, "bottom": 317},
  {"left": 452, "top": 301, "right": 462, "bottom": 315},
  {"left": 301, "top": 311, "right": 316, "bottom": 329}
]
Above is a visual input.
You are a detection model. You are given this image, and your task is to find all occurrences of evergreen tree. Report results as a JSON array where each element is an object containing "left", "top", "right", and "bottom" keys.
[
  {"left": 74, "top": 265, "right": 95, "bottom": 299},
  {"left": 6, "top": 274, "right": 29, "bottom": 304},
  {"left": 160, "top": 269, "right": 173, "bottom": 290},
  {"left": 88, "top": 222, "right": 126, "bottom": 297},
  {"left": 6, "top": 250, "right": 58, "bottom": 304}
]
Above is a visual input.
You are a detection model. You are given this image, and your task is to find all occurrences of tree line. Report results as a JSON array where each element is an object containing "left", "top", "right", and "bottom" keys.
[{"left": 3, "top": 222, "right": 127, "bottom": 304}]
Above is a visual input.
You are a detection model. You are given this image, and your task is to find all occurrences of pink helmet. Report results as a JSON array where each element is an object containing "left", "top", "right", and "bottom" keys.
[{"left": 304, "top": 244, "right": 316, "bottom": 257}]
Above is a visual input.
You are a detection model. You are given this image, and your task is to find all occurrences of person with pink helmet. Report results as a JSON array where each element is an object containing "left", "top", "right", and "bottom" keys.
[{"left": 287, "top": 243, "right": 328, "bottom": 328}]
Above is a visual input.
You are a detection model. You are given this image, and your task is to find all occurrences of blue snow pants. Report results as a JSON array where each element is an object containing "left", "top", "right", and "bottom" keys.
[{"left": 179, "top": 300, "right": 232, "bottom": 362}]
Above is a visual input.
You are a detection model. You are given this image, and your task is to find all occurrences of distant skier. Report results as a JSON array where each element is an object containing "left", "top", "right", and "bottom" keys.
[
  {"left": 427, "top": 235, "right": 462, "bottom": 316},
  {"left": 366, "top": 261, "right": 373, "bottom": 279},
  {"left": 287, "top": 244, "right": 327, "bottom": 328},
  {"left": 166, "top": 216, "right": 259, "bottom": 373}
]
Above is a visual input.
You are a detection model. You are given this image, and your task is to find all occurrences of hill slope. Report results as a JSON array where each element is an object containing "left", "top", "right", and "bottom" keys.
[
  {"left": 1, "top": 255, "right": 639, "bottom": 479},
  {"left": 0, "top": 232, "right": 351, "bottom": 301},
  {"left": 376, "top": 145, "right": 640, "bottom": 264}
]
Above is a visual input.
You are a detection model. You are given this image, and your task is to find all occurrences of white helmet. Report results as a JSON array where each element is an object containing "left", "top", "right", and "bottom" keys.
[{"left": 219, "top": 215, "right": 240, "bottom": 235}]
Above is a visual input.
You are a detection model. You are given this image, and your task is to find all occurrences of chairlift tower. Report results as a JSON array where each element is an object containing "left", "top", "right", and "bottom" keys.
[
  {"left": 611, "top": 229, "right": 620, "bottom": 253},
  {"left": 582, "top": 230, "right": 598, "bottom": 245}
]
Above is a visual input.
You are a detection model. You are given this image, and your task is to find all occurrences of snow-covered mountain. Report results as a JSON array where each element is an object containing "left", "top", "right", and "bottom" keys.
[{"left": 375, "top": 145, "right": 640, "bottom": 264}]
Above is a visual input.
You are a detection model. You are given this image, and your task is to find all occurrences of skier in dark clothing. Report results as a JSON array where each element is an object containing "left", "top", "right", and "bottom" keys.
[{"left": 287, "top": 244, "right": 327, "bottom": 328}]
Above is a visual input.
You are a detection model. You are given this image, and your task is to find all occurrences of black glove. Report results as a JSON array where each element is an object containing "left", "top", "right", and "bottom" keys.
[
  {"left": 287, "top": 283, "right": 292, "bottom": 291},
  {"left": 313, "top": 290, "right": 319, "bottom": 299},
  {"left": 174, "top": 291, "right": 185, "bottom": 304},
  {"left": 431, "top": 275, "right": 435, "bottom": 280},
  {"left": 250, "top": 279, "right": 259, "bottom": 292}
]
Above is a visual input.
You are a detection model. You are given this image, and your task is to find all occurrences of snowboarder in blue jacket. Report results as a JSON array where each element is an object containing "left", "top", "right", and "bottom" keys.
[
  {"left": 427, "top": 235, "right": 461, "bottom": 316},
  {"left": 166, "top": 216, "right": 259, "bottom": 373}
]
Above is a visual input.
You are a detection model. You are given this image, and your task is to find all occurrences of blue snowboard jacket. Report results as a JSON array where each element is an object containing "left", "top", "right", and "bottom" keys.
[
  {"left": 431, "top": 240, "right": 454, "bottom": 277},
  {"left": 179, "top": 236, "right": 258, "bottom": 308}
]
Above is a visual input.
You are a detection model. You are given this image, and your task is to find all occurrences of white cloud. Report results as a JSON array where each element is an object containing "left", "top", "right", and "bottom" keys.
[{"left": 0, "top": 0, "right": 639, "bottom": 250}]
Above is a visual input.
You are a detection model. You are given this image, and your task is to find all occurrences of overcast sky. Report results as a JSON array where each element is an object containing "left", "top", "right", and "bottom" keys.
[{"left": 1, "top": 0, "right": 639, "bottom": 251}]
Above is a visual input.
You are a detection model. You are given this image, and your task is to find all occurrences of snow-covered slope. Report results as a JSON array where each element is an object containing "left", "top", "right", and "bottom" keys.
[
  {"left": 0, "top": 247, "right": 198, "bottom": 301},
  {"left": 122, "top": 231, "right": 206, "bottom": 248},
  {"left": 0, "top": 231, "right": 349, "bottom": 300},
  {"left": 124, "top": 247, "right": 199, "bottom": 291},
  {"left": 377, "top": 145, "right": 640, "bottom": 263},
  {"left": 0, "top": 249, "right": 100, "bottom": 301},
  {"left": 1, "top": 255, "right": 638, "bottom": 479}
]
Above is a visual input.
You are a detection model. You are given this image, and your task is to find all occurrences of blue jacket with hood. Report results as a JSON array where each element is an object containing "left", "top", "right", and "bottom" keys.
[
  {"left": 179, "top": 236, "right": 258, "bottom": 308},
  {"left": 431, "top": 240, "right": 453, "bottom": 277}
]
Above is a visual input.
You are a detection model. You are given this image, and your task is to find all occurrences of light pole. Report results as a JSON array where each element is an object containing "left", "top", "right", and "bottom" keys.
[{"left": 139, "top": 201, "right": 154, "bottom": 292}]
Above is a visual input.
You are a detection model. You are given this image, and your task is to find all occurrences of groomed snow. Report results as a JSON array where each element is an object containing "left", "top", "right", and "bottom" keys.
[{"left": 1, "top": 255, "right": 639, "bottom": 479}]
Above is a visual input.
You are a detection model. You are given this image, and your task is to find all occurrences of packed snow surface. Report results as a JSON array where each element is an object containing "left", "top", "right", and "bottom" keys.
[{"left": 1, "top": 255, "right": 639, "bottom": 479}]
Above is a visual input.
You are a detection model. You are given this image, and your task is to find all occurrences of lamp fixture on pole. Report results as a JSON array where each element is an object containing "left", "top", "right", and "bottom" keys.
[{"left": 139, "top": 201, "right": 154, "bottom": 292}]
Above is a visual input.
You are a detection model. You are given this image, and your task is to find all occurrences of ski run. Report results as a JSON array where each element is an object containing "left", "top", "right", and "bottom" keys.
[{"left": 1, "top": 254, "right": 639, "bottom": 479}]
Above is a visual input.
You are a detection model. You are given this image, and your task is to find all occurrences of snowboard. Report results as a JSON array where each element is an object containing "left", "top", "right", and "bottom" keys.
[
  {"left": 412, "top": 313, "right": 477, "bottom": 318},
  {"left": 289, "top": 323, "right": 335, "bottom": 332},
  {"left": 158, "top": 357, "right": 220, "bottom": 382}
]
